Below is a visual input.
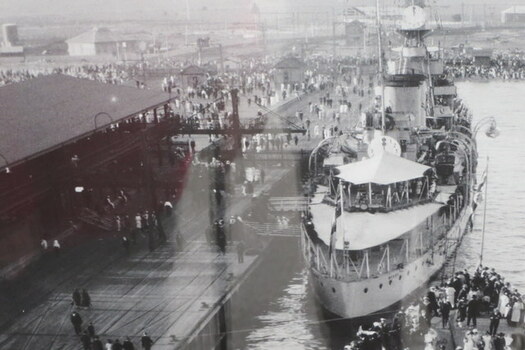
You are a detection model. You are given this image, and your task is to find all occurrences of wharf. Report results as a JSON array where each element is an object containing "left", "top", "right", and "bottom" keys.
[
  {"left": 434, "top": 309, "right": 525, "bottom": 349},
  {"left": 0, "top": 80, "right": 373, "bottom": 350},
  {"left": 0, "top": 167, "right": 290, "bottom": 350}
]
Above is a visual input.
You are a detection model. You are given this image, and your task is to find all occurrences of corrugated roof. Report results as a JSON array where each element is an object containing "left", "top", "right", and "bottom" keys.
[{"left": 0, "top": 74, "right": 171, "bottom": 168}]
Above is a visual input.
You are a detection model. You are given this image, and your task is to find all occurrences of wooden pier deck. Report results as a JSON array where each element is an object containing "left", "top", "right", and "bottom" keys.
[
  {"left": 0, "top": 80, "right": 373, "bottom": 350},
  {"left": 0, "top": 167, "right": 291, "bottom": 350}
]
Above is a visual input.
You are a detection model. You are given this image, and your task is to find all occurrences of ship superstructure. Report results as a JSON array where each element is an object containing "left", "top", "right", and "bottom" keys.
[{"left": 301, "top": 5, "right": 480, "bottom": 318}]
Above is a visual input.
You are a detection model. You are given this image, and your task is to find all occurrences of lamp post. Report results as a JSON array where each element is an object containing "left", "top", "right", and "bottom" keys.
[{"left": 473, "top": 116, "right": 498, "bottom": 139}]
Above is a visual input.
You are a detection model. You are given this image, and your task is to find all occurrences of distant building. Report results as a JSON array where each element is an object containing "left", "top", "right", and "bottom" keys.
[
  {"left": 345, "top": 20, "right": 366, "bottom": 47},
  {"left": 179, "top": 65, "right": 209, "bottom": 89},
  {"left": 472, "top": 48, "right": 493, "bottom": 66},
  {"left": 501, "top": 6, "right": 525, "bottom": 24},
  {"left": 273, "top": 57, "right": 305, "bottom": 86},
  {"left": 66, "top": 27, "right": 150, "bottom": 57},
  {"left": 2, "top": 24, "right": 19, "bottom": 47},
  {"left": 0, "top": 23, "right": 24, "bottom": 56}
]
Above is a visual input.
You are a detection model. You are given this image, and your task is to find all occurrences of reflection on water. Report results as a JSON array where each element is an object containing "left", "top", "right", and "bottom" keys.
[
  {"left": 246, "top": 271, "right": 328, "bottom": 350},
  {"left": 239, "top": 82, "right": 525, "bottom": 349}
]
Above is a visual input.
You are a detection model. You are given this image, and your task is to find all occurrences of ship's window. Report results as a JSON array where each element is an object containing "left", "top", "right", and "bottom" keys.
[
  {"left": 332, "top": 287, "right": 336, "bottom": 293},
  {"left": 364, "top": 288, "right": 368, "bottom": 293},
  {"left": 379, "top": 284, "right": 383, "bottom": 289},
  {"left": 389, "top": 280, "right": 393, "bottom": 285}
]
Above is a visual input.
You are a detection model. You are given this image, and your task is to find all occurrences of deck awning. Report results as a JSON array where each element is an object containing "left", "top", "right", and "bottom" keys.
[
  {"left": 336, "top": 152, "right": 430, "bottom": 185},
  {"left": 310, "top": 202, "right": 443, "bottom": 250}
]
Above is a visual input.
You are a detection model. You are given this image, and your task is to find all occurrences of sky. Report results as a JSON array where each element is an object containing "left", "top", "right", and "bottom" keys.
[{"left": 0, "top": 0, "right": 516, "bottom": 21}]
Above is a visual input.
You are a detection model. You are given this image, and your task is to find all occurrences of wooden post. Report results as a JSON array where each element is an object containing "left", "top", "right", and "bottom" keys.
[{"left": 153, "top": 108, "right": 159, "bottom": 124}]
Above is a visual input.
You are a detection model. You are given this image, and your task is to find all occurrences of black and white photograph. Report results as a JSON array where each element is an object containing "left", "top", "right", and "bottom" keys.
[{"left": 0, "top": 0, "right": 524, "bottom": 349}]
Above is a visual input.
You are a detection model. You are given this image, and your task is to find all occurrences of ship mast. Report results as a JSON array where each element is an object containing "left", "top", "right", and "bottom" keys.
[{"left": 376, "top": 0, "right": 386, "bottom": 134}]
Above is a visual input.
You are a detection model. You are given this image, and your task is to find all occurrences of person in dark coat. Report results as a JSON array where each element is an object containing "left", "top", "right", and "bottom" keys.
[
  {"left": 440, "top": 299, "right": 452, "bottom": 328},
  {"left": 122, "top": 236, "right": 130, "bottom": 254},
  {"left": 70, "top": 311, "right": 83, "bottom": 335},
  {"left": 112, "top": 339, "right": 123, "bottom": 350},
  {"left": 141, "top": 332, "right": 153, "bottom": 350},
  {"left": 72, "top": 288, "right": 82, "bottom": 307},
  {"left": 494, "top": 333, "right": 506, "bottom": 350},
  {"left": 92, "top": 336, "right": 104, "bottom": 350},
  {"left": 467, "top": 295, "right": 480, "bottom": 327},
  {"left": 123, "top": 337, "right": 135, "bottom": 350},
  {"left": 236, "top": 240, "right": 245, "bottom": 263},
  {"left": 87, "top": 321, "right": 95, "bottom": 337},
  {"left": 81, "top": 289, "right": 91, "bottom": 308},
  {"left": 490, "top": 308, "right": 503, "bottom": 336},
  {"left": 80, "top": 330, "right": 91, "bottom": 350}
]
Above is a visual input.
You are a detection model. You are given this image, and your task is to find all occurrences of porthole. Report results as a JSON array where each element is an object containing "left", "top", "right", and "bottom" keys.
[
  {"left": 389, "top": 280, "right": 393, "bottom": 285},
  {"left": 364, "top": 288, "right": 368, "bottom": 293},
  {"left": 379, "top": 283, "right": 383, "bottom": 289},
  {"left": 332, "top": 287, "right": 336, "bottom": 293}
]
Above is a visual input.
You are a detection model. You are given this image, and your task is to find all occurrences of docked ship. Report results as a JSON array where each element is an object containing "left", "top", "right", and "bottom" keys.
[{"left": 301, "top": 5, "right": 492, "bottom": 318}]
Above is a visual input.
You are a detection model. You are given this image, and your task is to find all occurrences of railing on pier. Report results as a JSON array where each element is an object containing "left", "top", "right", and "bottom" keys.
[
  {"left": 268, "top": 197, "right": 309, "bottom": 212},
  {"left": 244, "top": 221, "right": 301, "bottom": 237}
]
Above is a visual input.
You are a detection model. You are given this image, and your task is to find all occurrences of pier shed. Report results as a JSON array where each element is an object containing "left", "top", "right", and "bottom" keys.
[
  {"left": 180, "top": 65, "right": 209, "bottom": 89},
  {"left": 273, "top": 57, "right": 305, "bottom": 85}
]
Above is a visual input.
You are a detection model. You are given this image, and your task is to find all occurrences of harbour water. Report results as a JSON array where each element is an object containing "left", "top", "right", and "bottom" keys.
[{"left": 235, "top": 81, "right": 525, "bottom": 349}]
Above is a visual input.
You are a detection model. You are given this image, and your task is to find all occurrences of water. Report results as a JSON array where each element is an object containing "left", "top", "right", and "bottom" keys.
[{"left": 236, "top": 81, "right": 525, "bottom": 349}]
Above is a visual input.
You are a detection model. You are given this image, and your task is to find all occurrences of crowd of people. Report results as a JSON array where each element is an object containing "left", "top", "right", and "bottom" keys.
[
  {"left": 444, "top": 51, "right": 525, "bottom": 81},
  {"left": 344, "top": 266, "right": 525, "bottom": 350},
  {"left": 70, "top": 306, "right": 154, "bottom": 350}
]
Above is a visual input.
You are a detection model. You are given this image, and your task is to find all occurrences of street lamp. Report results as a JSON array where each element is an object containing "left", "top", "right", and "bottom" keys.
[{"left": 473, "top": 117, "right": 499, "bottom": 139}]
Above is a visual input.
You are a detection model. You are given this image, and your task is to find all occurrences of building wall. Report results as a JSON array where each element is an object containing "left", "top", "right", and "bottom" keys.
[
  {"left": 2, "top": 24, "right": 19, "bottom": 47},
  {"left": 345, "top": 24, "right": 364, "bottom": 47},
  {"left": 181, "top": 74, "right": 207, "bottom": 89},
  {"left": 273, "top": 68, "right": 304, "bottom": 85},
  {"left": 67, "top": 42, "right": 97, "bottom": 56},
  {"left": 502, "top": 13, "right": 525, "bottom": 24}
]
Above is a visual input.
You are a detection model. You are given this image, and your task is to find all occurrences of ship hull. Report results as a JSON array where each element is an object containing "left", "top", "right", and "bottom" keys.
[{"left": 306, "top": 206, "right": 473, "bottom": 319}]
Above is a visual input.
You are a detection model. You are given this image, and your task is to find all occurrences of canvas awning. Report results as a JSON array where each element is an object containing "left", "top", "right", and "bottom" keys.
[
  {"left": 336, "top": 152, "right": 430, "bottom": 185},
  {"left": 310, "top": 202, "right": 443, "bottom": 250}
]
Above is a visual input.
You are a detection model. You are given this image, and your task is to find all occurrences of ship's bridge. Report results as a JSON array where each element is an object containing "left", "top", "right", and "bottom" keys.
[{"left": 328, "top": 152, "right": 434, "bottom": 213}]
